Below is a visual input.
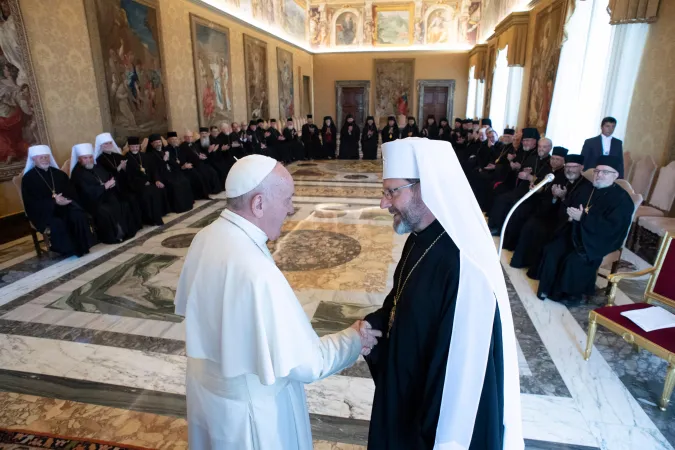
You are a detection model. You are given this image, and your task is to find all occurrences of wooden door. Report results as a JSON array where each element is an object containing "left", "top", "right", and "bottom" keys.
[
  {"left": 421, "top": 86, "right": 449, "bottom": 122},
  {"left": 340, "top": 87, "right": 366, "bottom": 126}
]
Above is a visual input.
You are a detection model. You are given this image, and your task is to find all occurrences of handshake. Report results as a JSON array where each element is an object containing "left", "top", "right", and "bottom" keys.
[{"left": 351, "top": 320, "right": 382, "bottom": 356}]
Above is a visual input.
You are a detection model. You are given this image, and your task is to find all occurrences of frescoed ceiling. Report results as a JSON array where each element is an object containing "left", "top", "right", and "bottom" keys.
[{"left": 196, "top": 0, "right": 529, "bottom": 52}]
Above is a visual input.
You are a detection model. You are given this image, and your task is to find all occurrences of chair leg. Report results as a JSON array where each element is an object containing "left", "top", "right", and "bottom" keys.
[
  {"left": 31, "top": 230, "right": 41, "bottom": 257},
  {"left": 661, "top": 363, "right": 675, "bottom": 411},
  {"left": 584, "top": 315, "right": 598, "bottom": 361}
]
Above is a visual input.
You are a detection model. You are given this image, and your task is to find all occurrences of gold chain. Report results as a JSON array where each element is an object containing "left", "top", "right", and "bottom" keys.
[
  {"left": 584, "top": 188, "right": 595, "bottom": 214},
  {"left": 388, "top": 230, "right": 447, "bottom": 337},
  {"left": 35, "top": 167, "right": 57, "bottom": 198}
]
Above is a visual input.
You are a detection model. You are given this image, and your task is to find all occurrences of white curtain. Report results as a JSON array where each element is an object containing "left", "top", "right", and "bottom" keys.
[
  {"left": 467, "top": 66, "right": 477, "bottom": 118},
  {"left": 489, "top": 46, "right": 510, "bottom": 133},
  {"left": 601, "top": 23, "right": 649, "bottom": 141},
  {"left": 546, "top": 0, "right": 613, "bottom": 153},
  {"left": 505, "top": 66, "right": 523, "bottom": 128},
  {"left": 476, "top": 79, "right": 485, "bottom": 119}
]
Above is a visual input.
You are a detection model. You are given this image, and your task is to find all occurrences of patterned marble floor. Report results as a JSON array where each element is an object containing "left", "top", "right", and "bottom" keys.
[{"left": 0, "top": 160, "right": 672, "bottom": 450}]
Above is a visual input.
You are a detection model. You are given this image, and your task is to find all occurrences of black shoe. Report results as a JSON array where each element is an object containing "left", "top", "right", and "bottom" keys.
[{"left": 559, "top": 296, "right": 583, "bottom": 307}]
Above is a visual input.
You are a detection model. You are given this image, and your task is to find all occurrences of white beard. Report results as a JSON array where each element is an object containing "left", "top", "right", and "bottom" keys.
[
  {"left": 84, "top": 163, "right": 94, "bottom": 170},
  {"left": 36, "top": 162, "right": 50, "bottom": 170},
  {"left": 200, "top": 137, "right": 210, "bottom": 147}
]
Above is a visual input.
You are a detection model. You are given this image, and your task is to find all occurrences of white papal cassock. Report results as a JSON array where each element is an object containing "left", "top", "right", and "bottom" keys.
[{"left": 175, "top": 208, "right": 362, "bottom": 449}]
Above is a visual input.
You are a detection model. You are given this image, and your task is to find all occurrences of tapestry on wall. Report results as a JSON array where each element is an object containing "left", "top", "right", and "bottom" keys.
[
  {"left": 243, "top": 34, "right": 269, "bottom": 120},
  {"left": 0, "top": 0, "right": 50, "bottom": 182},
  {"left": 374, "top": 59, "right": 414, "bottom": 128},
  {"left": 526, "top": 0, "right": 567, "bottom": 133},
  {"left": 276, "top": 48, "right": 294, "bottom": 120},
  {"left": 85, "top": 0, "right": 168, "bottom": 141},
  {"left": 190, "top": 15, "right": 234, "bottom": 127}
]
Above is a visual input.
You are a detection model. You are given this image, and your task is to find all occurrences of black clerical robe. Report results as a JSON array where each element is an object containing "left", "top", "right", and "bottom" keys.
[
  {"left": 203, "top": 136, "right": 230, "bottom": 185},
  {"left": 364, "top": 220, "right": 504, "bottom": 450},
  {"left": 164, "top": 145, "right": 209, "bottom": 200},
  {"left": 125, "top": 151, "right": 170, "bottom": 226},
  {"left": 283, "top": 127, "right": 305, "bottom": 161},
  {"left": 71, "top": 164, "right": 140, "bottom": 244},
  {"left": 361, "top": 125, "right": 379, "bottom": 160},
  {"left": 145, "top": 149, "right": 194, "bottom": 213},
  {"left": 422, "top": 123, "right": 439, "bottom": 140},
  {"left": 339, "top": 123, "right": 360, "bottom": 160},
  {"left": 401, "top": 124, "right": 420, "bottom": 138},
  {"left": 179, "top": 142, "right": 222, "bottom": 195},
  {"left": 22, "top": 167, "right": 95, "bottom": 256},
  {"left": 488, "top": 154, "right": 552, "bottom": 232},
  {"left": 245, "top": 128, "right": 263, "bottom": 154},
  {"left": 381, "top": 125, "right": 399, "bottom": 144},
  {"left": 321, "top": 125, "right": 336, "bottom": 159},
  {"left": 227, "top": 132, "right": 247, "bottom": 160},
  {"left": 537, "top": 183, "right": 634, "bottom": 301},
  {"left": 512, "top": 176, "right": 594, "bottom": 277},
  {"left": 302, "top": 123, "right": 322, "bottom": 159},
  {"left": 264, "top": 128, "right": 281, "bottom": 161},
  {"left": 438, "top": 124, "right": 452, "bottom": 142},
  {"left": 95, "top": 152, "right": 143, "bottom": 231}
]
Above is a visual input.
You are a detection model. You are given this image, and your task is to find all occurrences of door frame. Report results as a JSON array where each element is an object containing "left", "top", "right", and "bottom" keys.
[
  {"left": 417, "top": 79, "right": 456, "bottom": 125},
  {"left": 335, "top": 80, "right": 371, "bottom": 127}
]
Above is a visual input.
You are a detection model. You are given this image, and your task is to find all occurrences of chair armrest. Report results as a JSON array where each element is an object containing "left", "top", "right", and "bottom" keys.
[{"left": 607, "top": 267, "right": 656, "bottom": 283}]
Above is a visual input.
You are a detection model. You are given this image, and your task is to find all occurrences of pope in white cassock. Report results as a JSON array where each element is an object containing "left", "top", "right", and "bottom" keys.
[{"left": 174, "top": 155, "right": 381, "bottom": 449}]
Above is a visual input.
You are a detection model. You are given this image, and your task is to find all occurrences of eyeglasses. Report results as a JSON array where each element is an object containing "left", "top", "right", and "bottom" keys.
[
  {"left": 382, "top": 182, "right": 419, "bottom": 200},
  {"left": 593, "top": 169, "right": 618, "bottom": 176}
]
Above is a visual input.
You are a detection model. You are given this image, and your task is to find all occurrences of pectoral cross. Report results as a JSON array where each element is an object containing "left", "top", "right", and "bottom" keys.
[
  {"left": 51, "top": 191, "right": 56, "bottom": 198},
  {"left": 585, "top": 205, "right": 591, "bottom": 214}
]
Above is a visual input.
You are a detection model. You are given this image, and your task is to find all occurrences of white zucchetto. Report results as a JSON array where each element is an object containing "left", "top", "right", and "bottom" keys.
[{"left": 225, "top": 154, "right": 277, "bottom": 198}]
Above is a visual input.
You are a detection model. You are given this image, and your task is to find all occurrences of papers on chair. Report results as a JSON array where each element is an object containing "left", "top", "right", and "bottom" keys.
[{"left": 621, "top": 306, "right": 675, "bottom": 333}]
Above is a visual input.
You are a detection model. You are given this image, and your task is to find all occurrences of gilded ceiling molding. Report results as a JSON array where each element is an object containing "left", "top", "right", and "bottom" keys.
[
  {"left": 468, "top": 44, "right": 488, "bottom": 80},
  {"left": 608, "top": 0, "right": 660, "bottom": 24}
]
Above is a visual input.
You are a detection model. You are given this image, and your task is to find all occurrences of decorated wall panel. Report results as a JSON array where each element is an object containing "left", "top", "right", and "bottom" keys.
[
  {"left": 243, "top": 34, "right": 270, "bottom": 120},
  {"left": 373, "top": 59, "right": 414, "bottom": 128},
  {"left": 276, "top": 47, "right": 294, "bottom": 119}
]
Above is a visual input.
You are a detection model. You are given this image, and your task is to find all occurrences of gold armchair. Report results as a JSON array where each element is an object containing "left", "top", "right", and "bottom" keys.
[{"left": 584, "top": 232, "right": 675, "bottom": 411}]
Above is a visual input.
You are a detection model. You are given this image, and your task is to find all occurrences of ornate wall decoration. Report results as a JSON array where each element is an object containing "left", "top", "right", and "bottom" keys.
[
  {"left": 243, "top": 34, "right": 269, "bottom": 120},
  {"left": 332, "top": 9, "right": 361, "bottom": 46},
  {"left": 190, "top": 15, "right": 234, "bottom": 127},
  {"left": 282, "top": 0, "right": 307, "bottom": 40},
  {"left": 0, "top": 0, "right": 50, "bottom": 181},
  {"left": 424, "top": 5, "right": 459, "bottom": 45},
  {"left": 374, "top": 59, "right": 415, "bottom": 127},
  {"left": 374, "top": 3, "right": 415, "bottom": 46},
  {"left": 276, "top": 47, "right": 294, "bottom": 119},
  {"left": 85, "top": 0, "right": 169, "bottom": 141},
  {"left": 526, "top": 0, "right": 568, "bottom": 133}
]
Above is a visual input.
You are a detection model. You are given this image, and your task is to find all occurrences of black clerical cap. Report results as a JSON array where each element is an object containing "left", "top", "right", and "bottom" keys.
[
  {"left": 472, "top": 120, "right": 480, "bottom": 125},
  {"left": 440, "top": 117, "right": 448, "bottom": 123},
  {"left": 596, "top": 155, "right": 621, "bottom": 172},
  {"left": 127, "top": 136, "right": 140, "bottom": 145},
  {"left": 387, "top": 115, "right": 396, "bottom": 121},
  {"left": 407, "top": 116, "right": 415, "bottom": 121},
  {"left": 521, "top": 127, "right": 540, "bottom": 140},
  {"left": 199, "top": 127, "right": 208, "bottom": 133},
  {"left": 503, "top": 128, "right": 515, "bottom": 135},
  {"left": 565, "top": 154, "right": 584, "bottom": 164},
  {"left": 167, "top": 131, "right": 177, "bottom": 138},
  {"left": 149, "top": 133, "right": 162, "bottom": 143},
  {"left": 287, "top": 117, "right": 294, "bottom": 121},
  {"left": 249, "top": 120, "right": 257, "bottom": 126},
  {"left": 552, "top": 146, "right": 569, "bottom": 157},
  {"left": 270, "top": 118, "right": 277, "bottom": 123},
  {"left": 324, "top": 116, "right": 332, "bottom": 121},
  {"left": 481, "top": 118, "right": 492, "bottom": 126},
  {"left": 366, "top": 115, "right": 374, "bottom": 121},
  {"left": 455, "top": 117, "right": 462, "bottom": 123},
  {"left": 307, "top": 114, "right": 313, "bottom": 118},
  {"left": 257, "top": 119, "right": 264, "bottom": 124}
]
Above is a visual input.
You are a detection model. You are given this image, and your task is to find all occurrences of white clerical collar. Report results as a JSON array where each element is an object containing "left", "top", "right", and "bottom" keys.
[{"left": 220, "top": 208, "right": 269, "bottom": 250}]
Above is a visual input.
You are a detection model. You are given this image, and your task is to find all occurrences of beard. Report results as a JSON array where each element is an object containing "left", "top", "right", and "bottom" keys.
[
  {"left": 593, "top": 179, "right": 614, "bottom": 189},
  {"left": 200, "top": 137, "right": 210, "bottom": 147},
  {"left": 36, "top": 162, "right": 50, "bottom": 170},
  {"left": 84, "top": 163, "right": 94, "bottom": 170},
  {"left": 389, "top": 197, "right": 426, "bottom": 235},
  {"left": 565, "top": 170, "right": 580, "bottom": 181}
]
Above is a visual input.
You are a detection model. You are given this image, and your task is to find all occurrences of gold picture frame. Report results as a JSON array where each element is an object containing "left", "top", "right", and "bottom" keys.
[{"left": 373, "top": 3, "right": 415, "bottom": 47}]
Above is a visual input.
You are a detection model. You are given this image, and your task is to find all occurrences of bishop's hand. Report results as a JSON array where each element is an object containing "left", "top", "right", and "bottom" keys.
[
  {"left": 54, "top": 194, "right": 71, "bottom": 206},
  {"left": 351, "top": 320, "right": 382, "bottom": 356},
  {"left": 567, "top": 204, "right": 583, "bottom": 221}
]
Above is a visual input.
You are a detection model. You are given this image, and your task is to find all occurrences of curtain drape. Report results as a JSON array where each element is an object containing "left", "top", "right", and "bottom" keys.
[
  {"left": 489, "top": 46, "right": 510, "bottom": 133},
  {"left": 467, "top": 66, "right": 477, "bottom": 118}
]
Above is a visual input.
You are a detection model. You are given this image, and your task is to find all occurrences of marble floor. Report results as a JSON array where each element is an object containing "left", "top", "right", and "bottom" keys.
[{"left": 0, "top": 160, "right": 672, "bottom": 450}]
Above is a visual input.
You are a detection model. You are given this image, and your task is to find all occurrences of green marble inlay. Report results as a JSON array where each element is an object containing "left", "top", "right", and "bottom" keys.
[
  {"left": 47, "top": 253, "right": 182, "bottom": 322},
  {"left": 189, "top": 208, "right": 224, "bottom": 228}
]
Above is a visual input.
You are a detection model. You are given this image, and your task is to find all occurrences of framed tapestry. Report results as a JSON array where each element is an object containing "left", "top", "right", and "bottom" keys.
[
  {"left": 374, "top": 59, "right": 415, "bottom": 128},
  {"left": 374, "top": 4, "right": 414, "bottom": 46},
  {"left": 190, "top": 14, "right": 234, "bottom": 127},
  {"left": 526, "top": 0, "right": 569, "bottom": 133},
  {"left": 276, "top": 47, "right": 294, "bottom": 120},
  {"left": 84, "top": 0, "right": 169, "bottom": 142},
  {"left": 0, "top": 0, "right": 50, "bottom": 182},
  {"left": 243, "top": 34, "right": 269, "bottom": 120}
]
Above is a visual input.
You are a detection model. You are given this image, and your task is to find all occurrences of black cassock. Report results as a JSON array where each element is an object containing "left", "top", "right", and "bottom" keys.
[
  {"left": 71, "top": 164, "right": 140, "bottom": 244},
  {"left": 438, "top": 124, "right": 452, "bottom": 142},
  {"left": 421, "top": 123, "right": 439, "bottom": 140},
  {"left": 283, "top": 127, "right": 305, "bottom": 161},
  {"left": 201, "top": 137, "right": 230, "bottom": 185},
  {"left": 380, "top": 125, "right": 399, "bottom": 144},
  {"left": 246, "top": 128, "right": 263, "bottom": 154},
  {"left": 512, "top": 176, "right": 594, "bottom": 277},
  {"left": 361, "top": 124, "right": 379, "bottom": 160},
  {"left": 125, "top": 151, "right": 170, "bottom": 226},
  {"left": 501, "top": 166, "right": 566, "bottom": 251},
  {"left": 145, "top": 149, "right": 194, "bottom": 213},
  {"left": 320, "top": 124, "right": 337, "bottom": 159},
  {"left": 95, "top": 152, "right": 143, "bottom": 231},
  {"left": 179, "top": 142, "right": 222, "bottom": 195},
  {"left": 339, "top": 123, "right": 360, "bottom": 160},
  {"left": 364, "top": 220, "right": 505, "bottom": 450},
  {"left": 401, "top": 124, "right": 420, "bottom": 138},
  {"left": 488, "top": 153, "right": 552, "bottom": 232},
  {"left": 165, "top": 145, "right": 209, "bottom": 200},
  {"left": 22, "top": 167, "right": 95, "bottom": 256},
  {"left": 264, "top": 128, "right": 281, "bottom": 161},
  {"left": 228, "top": 132, "right": 247, "bottom": 160},
  {"left": 537, "top": 183, "right": 634, "bottom": 300},
  {"left": 302, "top": 123, "right": 322, "bottom": 159}
]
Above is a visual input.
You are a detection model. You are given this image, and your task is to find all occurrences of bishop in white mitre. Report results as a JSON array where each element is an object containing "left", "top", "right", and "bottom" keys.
[{"left": 175, "top": 154, "right": 378, "bottom": 449}]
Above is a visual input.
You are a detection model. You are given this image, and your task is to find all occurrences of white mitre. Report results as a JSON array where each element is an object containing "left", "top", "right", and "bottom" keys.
[
  {"left": 381, "top": 137, "right": 524, "bottom": 450},
  {"left": 94, "top": 132, "right": 121, "bottom": 160},
  {"left": 24, "top": 145, "right": 58, "bottom": 174},
  {"left": 70, "top": 143, "right": 95, "bottom": 176},
  {"left": 225, "top": 154, "right": 277, "bottom": 198}
]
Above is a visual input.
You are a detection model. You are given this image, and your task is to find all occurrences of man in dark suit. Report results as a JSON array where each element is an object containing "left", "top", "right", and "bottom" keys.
[{"left": 581, "top": 117, "right": 624, "bottom": 178}]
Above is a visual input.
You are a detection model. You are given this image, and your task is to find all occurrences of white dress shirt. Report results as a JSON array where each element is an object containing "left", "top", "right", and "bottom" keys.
[{"left": 601, "top": 134, "right": 612, "bottom": 155}]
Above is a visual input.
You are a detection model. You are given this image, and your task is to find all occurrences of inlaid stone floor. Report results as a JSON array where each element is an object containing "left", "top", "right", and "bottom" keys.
[{"left": 0, "top": 161, "right": 671, "bottom": 449}]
